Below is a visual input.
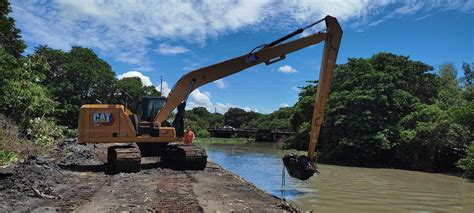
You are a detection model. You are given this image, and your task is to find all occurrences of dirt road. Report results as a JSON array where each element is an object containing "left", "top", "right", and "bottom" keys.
[{"left": 0, "top": 141, "right": 297, "bottom": 212}]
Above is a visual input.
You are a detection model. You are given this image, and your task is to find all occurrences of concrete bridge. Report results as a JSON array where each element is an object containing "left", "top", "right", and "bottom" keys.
[{"left": 207, "top": 128, "right": 294, "bottom": 142}]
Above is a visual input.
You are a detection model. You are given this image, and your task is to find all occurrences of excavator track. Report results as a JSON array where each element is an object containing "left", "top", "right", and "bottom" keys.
[
  {"left": 160, "top": 144, "right": 207, "bottom": 170},
  {"left": 107, "top": 144, "right": 141, "bottom": 173}
]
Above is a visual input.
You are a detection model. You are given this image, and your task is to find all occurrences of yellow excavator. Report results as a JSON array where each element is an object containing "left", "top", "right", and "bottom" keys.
[{"left": 78, "top": 15, "right": 342, "bottom": 180}]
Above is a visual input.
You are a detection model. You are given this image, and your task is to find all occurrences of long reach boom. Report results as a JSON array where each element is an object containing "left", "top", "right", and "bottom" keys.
[{"left": 155, "top": 16, "right": 342, "bottom": 180}]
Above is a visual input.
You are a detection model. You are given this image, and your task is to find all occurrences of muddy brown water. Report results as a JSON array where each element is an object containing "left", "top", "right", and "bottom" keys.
[{"left": 202, "top": 142, "right": 474, "bottom": 212}]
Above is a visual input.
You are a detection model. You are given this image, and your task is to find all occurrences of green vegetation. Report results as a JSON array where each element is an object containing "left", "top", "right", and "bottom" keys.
[
  {"left": 457, "top": 143, "right": 474, "bottom": 180},
  {"left": 0, "top": 0, "right": 158, "bottom": 165},
  {"left": 0, "top": 0, "right": 472, "bottom": 179},
  {"left": 286, "top": 54, "right": 473, "bottom": 177},
  {"left": 0, "top": 0, "right": 25, "bottom": 58},
  {"left": 193, "top": 137, "right": 249, "bottom": 145},
  {"left": 116, "top": 76, "right": 161, "bottom": 113}
]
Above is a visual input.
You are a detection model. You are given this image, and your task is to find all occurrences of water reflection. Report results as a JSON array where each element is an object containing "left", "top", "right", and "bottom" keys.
[{"left": 202, "top": 142, "right": 474, "bottom": 212}]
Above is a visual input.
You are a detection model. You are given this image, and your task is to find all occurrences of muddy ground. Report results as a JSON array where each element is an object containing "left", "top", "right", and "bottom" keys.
[{"left": 0, "top": 140, "right": 297, "bottom": 212}]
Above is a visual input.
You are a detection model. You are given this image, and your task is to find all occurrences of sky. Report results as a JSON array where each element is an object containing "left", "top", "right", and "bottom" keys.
[{"left": 11, "top": 0, "right": 474, "bottom": 114}]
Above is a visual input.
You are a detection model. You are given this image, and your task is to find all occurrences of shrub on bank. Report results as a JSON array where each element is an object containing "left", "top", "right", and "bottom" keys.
[
  {"left": 0, "top": 115, "right": 28, "bottom": 166},
  {"left": 196, "top": 129, "right": 210, "bottom": 138},
  {"left": 0, "top": 114, "right": 65, "bottom": 166},
  {"left": 26, "top": 117, "right": 65, "bottom": 147},
  {"left": 457, "top": 143, "right": 474, "bottom": 180}
]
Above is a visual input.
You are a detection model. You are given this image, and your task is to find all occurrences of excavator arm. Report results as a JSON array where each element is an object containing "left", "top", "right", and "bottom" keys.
[{"left": 154, "top": 16, "right": 342, "bottom": 180}]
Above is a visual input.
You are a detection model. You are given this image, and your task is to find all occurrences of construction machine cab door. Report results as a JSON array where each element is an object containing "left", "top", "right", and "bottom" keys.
[{"left": 141, "top": 96, "right": 166, "bottom": 122}]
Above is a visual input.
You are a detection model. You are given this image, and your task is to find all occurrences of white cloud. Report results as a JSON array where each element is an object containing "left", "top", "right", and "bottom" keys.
[
  {"left": 186, "top": 89, "right": 257, "bottom": 113},
  {"left": 12, "top": 0, "right": 472, "bottom": 71},
  {"left": 280, "top": 103, "right": 290, "bottom": 107},
  {"left": 190, "top": 89, "right": 213, "bottom": 107},
  {"left": 156, "top": 44, "right": 190, "bottom": 55},
  {"left": 117, "top": 71, "right": 153, "bottom": 86},
  {"left": 156, "top": 81, "right": 171, "bottom": 97},
  {"left": 214, "top": 79, "right": 228, "bottom": 89},
  {"left": 278, "top": 65, "right": 297, "bottom": 73},
  {"left": 117, "top": 71, "right": 171, "bottom": 96},
  {"left": 291, "top": 86, "right": 300, "bottom": 92}
]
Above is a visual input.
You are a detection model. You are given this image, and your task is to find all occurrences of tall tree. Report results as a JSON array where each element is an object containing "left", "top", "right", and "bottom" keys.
[
  {"left": 436, "top": 63, "right": 464, "bottom": 109},
  {"left": 33, "top": 46, "right": 117, "bottom": 127},
  {"left": 0, "top": 48, "right": 55, "bottom": 126},
  {"left": 0, "top": 0, "right": 26, "bottom": 58},
  {"left": 224, "top": 108, "right": 249, "bottom": 128},
  {"left": 461, "top": 62, "right": 474, "bottom": 101},
  {"left": 288, "top": 53, "right": 439, "bottom": 166},
  {"left": 116, "top": 77, "right": 145, "bottom": 113}
]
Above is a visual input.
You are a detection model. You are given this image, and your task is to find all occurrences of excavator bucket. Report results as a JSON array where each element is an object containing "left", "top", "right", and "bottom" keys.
[{"left": 282, "top": 154, "right": 317, "bottom": 180}]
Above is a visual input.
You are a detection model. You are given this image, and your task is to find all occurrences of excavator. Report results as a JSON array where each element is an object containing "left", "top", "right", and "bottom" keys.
[{"left": 77, "top": 15, "right": 342, "bottom": 180}]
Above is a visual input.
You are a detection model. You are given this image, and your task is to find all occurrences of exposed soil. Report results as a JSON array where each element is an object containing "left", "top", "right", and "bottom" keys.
[{"left": 0, "top": 140, "right": 297, "bottom": 212}]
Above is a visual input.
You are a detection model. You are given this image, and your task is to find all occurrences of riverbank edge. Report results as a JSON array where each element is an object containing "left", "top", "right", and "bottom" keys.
[{"left": 203, "top": 160, "right": 300, "bottom": 211}]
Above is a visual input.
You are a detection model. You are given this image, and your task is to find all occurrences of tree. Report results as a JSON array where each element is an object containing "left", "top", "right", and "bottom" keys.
[
  {"left": 117, "top": 77, "right": 144, "bottom": 101},
  {"left": 0, "top": 48, "right": 55, "bottom": 127},
  {"left": 192, "top": 107, "right": 211, "bottom": 118},
  {"left": 461, "top": 62, "right": 474, "bottom": 101},
  {"left": 143, "top": 85, "right": 161, "bottom": 96},
  {"left": 116, "top": 77, "right": 145, "bottom": 113},
  {"left": 184, "top": 107, "right": 222, "bottom": 138},
  {"left": 396, "top": 104, "right": 471, "bottom": 171},
  {"left": 457, "top": 143, "right": 474, "bottom": 180},
  {"left": 224, "top": 108, "right": 249, "bottom": 128},
  {"left": 247, "top": 107, "right": 292, "bottom": 130},
  {"left": 287, "top": 53, "right": 440, "bottom": 166},
  {"left": 436, "top": 63, "right": 464, "bottom": 109},
  {"left": 0, "top": 0, "right": 26, "bottom": 58},
  {"left": 462, "top": 62, "right": 474, "bottom": 85},
  {"left": 33, "top": 46, "right": 117, "bottom": 127}
]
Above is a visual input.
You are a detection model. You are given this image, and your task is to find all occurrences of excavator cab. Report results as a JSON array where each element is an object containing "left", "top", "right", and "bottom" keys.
[{"left": 140, "top": 96, "right": 166, "bottom": 122}]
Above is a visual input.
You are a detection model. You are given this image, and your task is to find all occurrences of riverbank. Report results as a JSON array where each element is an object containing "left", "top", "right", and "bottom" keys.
[
  {"left": 0, "top": 141, "right": 297, "bottom": 212},
  {"left": 193, "top": 137, "right": 250, "bottom": 145}
]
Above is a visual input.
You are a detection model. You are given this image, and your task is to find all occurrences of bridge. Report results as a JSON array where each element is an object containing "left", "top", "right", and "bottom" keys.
[{"left": 207, "top": 128, "right": 294, "bottom": 142}]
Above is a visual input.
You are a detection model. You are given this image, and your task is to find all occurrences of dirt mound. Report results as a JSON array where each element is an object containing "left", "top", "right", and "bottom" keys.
[
  {"left": 0, "top": 156, "right": 65, "bottom": 205},
  {"left": 0, "top": 139, "right": 101, "bottom": 206},
  {"left": 55, "top": 139, "right": 104, "bottom": 166}
]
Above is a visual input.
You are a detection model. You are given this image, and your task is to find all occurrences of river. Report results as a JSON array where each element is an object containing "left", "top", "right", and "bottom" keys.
[{"left": 200, "top": 142, "right": 474, "bottom": 212}]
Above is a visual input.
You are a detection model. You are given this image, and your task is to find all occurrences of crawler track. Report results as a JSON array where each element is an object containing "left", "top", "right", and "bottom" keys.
[
  {"left": 107, "top": 144, "right": 141, "bottom": 173},
  {"left": 161, "top": 144, "right": 208, "bottom": 170}
]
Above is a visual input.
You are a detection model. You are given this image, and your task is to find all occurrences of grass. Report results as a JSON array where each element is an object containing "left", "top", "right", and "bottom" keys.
[
  {"left": 0, "top": 148, "right": 18, "bottom": 167},
  {"left": 282, "top": 149, "right": 308, "bottom": 156},
  {"left": 0, "top": 114, "right": 54, "bottom": 167},
  {"left": 193, "top": 137, "right": 251, "bottom": 145}
]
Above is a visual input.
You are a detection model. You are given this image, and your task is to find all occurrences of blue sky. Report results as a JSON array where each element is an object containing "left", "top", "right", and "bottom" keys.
[{"left": 12, "top": 0, "right": 474, "bottom": 113}]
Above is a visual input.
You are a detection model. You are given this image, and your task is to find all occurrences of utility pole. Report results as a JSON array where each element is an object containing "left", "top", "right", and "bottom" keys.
[{"left": 160, "top": 76, "right": 163, "bottom": 95}]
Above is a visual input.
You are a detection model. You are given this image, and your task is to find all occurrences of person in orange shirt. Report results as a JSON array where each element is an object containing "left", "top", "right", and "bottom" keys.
[{"left": 183, "top": 126, "right": 195, "bottom": 144}]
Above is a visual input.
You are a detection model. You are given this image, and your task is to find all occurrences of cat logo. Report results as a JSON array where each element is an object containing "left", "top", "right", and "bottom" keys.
[{"left": 92, "top": 112, "right": 115, "bottom": 127}]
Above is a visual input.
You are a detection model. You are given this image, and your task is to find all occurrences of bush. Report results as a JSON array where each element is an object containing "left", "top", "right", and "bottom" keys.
[
  {"left": 457, "top": 143, "right": 474, "bottom": 180},
  {"left": 196, "top": 129, "right": 210, "bottom": 138},
  {"left": 0, "top": 149, "right": 18, "bottom": 166},
  {"left": 26, "top": 117, "right": 64, "bottom": 147},
  {"left": 0, "top": 114, "right": 46, "bottom": 166},
  {"left": 396, "top": 104, "right": 471, "bottom": 172}
]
